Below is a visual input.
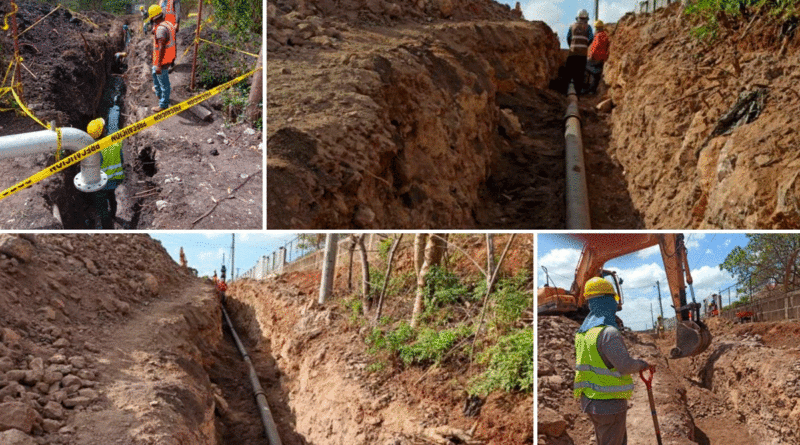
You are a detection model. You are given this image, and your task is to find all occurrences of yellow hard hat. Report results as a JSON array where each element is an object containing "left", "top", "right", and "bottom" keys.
[
  {"left": 87, "top": 118, "right": 105, "bottom": 139},
  {"left": 594, "top": 20, "right": 605, "bottom": 30},
  {"left": 147, "top": 4, "right": 163, "bottom": 21},
  {"left": 584, "top": 277, "right": 617, "bottom": 300}
]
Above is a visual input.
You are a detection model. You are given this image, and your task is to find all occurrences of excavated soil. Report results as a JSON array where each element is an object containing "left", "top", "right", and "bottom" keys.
[
  {"left": 538, "top": 314, "right": 800, "bottom": 444},
  {"left": 225, "top": 234, "right": 534, "bottom": 444},
  {"left": 600, "top": 3, "right": 800, "bottom": 228},
  {"left": 0, "top": 1, "right": 262, "bottom": 229},
  {"left": 0, "top": 234, "right": 283, "bottom": 444}
]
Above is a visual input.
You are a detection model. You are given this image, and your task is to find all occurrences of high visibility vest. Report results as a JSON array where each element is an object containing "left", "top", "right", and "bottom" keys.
[
  {"left": 152, "top": 21, "right": 176, "bottom": 66},
  {"left": 101, "top": 142, "right": 124, "bottom": 188},
  {"left": 574, "top": 326, "right": 634, "bottom": 400},
  {"left": 161, "top": 0, "right": 177, "bottom": 25},
  {"left": 569, "top": 22, "right": 591, "bottom": 57}
]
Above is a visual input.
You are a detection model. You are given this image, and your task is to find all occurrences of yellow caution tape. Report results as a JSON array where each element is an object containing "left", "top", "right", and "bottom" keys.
[
  {"left": 197, "top": 38, "right": 259, "bottom": 58},
  {"left": 55, "top": 127, "right": 62, "bottom": 161},
  {"left": 0, "top": 67, "right": 261, "bottom": 201},
  {"left": 65, "top": 8, "right": 98, "bottom": 28},
  {"left": 10, "top": 82, "right": 50, "bottom": 129},
  {"left": 2, "top": 2, "right": 18, "bottom": 31}
]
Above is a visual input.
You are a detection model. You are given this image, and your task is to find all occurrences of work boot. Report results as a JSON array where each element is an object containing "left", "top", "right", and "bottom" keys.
[
  {"left": 152, "top": 86, "right": 156, "bottom": 93},
  {"left": 151, "top": 106, "right": 165, "bottom": 112}
]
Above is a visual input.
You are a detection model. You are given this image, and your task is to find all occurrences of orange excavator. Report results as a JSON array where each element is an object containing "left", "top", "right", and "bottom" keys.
[{"left": 538, "top": 233, "right": 712, "bottom": 358}]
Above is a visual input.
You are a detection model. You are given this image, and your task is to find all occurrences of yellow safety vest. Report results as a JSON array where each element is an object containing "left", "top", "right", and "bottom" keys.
[
  {"left": 101, "top": 142, "right": 124, "bottom": 188},
  {"left": 574, "top": 326, "right": 634, "bottom": 400}
]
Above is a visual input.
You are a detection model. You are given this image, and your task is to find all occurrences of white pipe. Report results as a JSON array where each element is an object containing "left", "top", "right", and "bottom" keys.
[
  {"left": 0, "top": 128, "right": 107, "bottom": 192},
  {"left": 564, "top": 82, "right": 591, "bottom": 229}
]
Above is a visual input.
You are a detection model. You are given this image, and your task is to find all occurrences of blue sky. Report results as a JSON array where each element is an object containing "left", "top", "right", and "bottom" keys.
[
  {"left": 499, "top": 0, "right": 641, "bottom": 48},
  {"left": 537, "top": 233, "right": 750, "bottom": 331},
  {"left": 150, "top": 232, "right": 296, "bottom": 279}
]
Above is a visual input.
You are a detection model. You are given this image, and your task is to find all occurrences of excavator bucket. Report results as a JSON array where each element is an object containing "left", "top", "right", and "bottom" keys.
[{"left": 671, "top": 319, "right": 713, "bottom": 358}]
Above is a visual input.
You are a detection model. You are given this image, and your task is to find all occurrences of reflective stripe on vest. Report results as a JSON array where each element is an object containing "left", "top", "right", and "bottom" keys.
[
  {"left": 152, "top": 21, "right": 177, "bottom": 66},
  {"left": 162, "top": 0, "right": 177, "bottom": 25},
  {"left": 574, "top": 326, "right": 634, "bottom": 400},
  {"left": 101, "top": 142, "right": 125, "bottom": 183},
  {"left": 570, "top": 22, "right": 590, "bottom": 56}
]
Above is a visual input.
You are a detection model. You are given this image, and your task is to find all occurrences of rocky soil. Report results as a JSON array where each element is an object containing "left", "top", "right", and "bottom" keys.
[
  {"left": 0, "top": 234, "right": 280, "bottom": 444},
  {"left": 601, "top": 3, "right": 800, "bottom": 228},
  {"left": 267, "top": 0, "right": 570, "bottom": 228},
  {"left": 0, "top": 1, "right": 262, "bottom": 230},
  {"left": 538, "top": 314, "right": 800, "bottom": 444}
]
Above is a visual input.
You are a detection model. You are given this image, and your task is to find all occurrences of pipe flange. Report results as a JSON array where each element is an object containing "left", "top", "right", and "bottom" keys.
[{"left": 74, "top": 172, "right": 108, "bottom": 193}]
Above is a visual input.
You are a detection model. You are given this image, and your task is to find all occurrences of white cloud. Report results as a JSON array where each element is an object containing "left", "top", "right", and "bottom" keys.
[
  {"left": 724, "top": 239, "right": 732, "bottom": 247},
  {"left": 705, "top": 248, "right": 712, "bottom": 255},
  {"left": 521, "top": 0, "right": 564, "bottom": 24},
  {"left": 636, "top": 245, "right": 660, "bottom": 259},
  {"left": 598, "top": 0, "right": 639, "bottom": 23},
  {"left": 685, "top": 233, "right": 706, "bottom": 250},
  {"left": 537, "top": 247, "right": 582, "bottom": 288}
]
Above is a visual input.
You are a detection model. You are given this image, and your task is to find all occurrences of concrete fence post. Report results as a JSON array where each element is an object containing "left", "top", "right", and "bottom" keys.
[{"left": 319, "top": 234, "right": 339, "bottom": 304}]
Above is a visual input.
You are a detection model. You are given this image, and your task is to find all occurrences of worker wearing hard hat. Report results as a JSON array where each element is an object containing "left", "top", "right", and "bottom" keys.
[
  {"left": 87, "top": 118, "right": 125, "bottom": 229},
  {"left": 574, "top": 277, "right": 652, "bottom": 445},
  {"left": 146, "top": 4, "right": 177, "bottom": 113},
  {"left": 584, "top": 20, "right": 610, "bottom": 95},
  {"left": 566, "top": 9, "right": 594, "bottom": 95}
]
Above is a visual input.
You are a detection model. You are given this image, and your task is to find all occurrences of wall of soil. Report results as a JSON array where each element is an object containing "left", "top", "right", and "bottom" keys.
[
  {"left": 604, "top": 3, "right": 800, "bottom": 228},
  {"left": 267, "top": 0, "right": 561, "bottom": 228}
]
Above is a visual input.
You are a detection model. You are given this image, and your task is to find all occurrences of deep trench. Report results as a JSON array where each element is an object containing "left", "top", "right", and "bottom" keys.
[{"left": 45, "top": 29, "right": 129, "bottom": 230}]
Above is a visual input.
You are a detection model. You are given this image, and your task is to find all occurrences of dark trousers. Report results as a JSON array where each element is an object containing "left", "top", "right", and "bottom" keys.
[
  {"left": 586, "top": 59, "right": 605, "bottom": 94},
  {"left": 566, "top": 55, "right": 588, "bottom": 94},
  {"left": 587, "top": 410, "right": 628, "bottom": 445},
  {"left": 93, "top": 189, "right": 117, "bottom": 229}
]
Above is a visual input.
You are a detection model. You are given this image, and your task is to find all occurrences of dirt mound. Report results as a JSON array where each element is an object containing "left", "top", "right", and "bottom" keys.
[
  {"left": 267, "top": 0, "right": 562, "bottom": 228},
  {"left": 602, "top": 3, "right": 800, "bottom": 228}
]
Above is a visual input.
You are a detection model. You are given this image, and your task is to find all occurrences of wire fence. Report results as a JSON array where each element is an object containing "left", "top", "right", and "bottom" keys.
[{"left": 636, "top": 0, "right": 678, "bottom": 14}]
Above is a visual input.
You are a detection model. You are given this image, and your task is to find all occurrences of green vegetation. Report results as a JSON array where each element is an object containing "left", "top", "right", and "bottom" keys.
[
  {"left": 469, "top": 328, "right": 533, "bottom": 395},
  {"left": 686, "top": 0, "right": 797, "bottom": 41}
]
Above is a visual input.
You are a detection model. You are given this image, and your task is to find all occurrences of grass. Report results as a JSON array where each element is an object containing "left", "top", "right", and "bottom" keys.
[{"left": 685, "top": 0, "right": 798, "bottom": 41}]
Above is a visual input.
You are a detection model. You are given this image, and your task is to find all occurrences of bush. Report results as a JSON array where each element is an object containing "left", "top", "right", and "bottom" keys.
[
  {"left": 685, "top": 0, "right": 797, "bottom": 41},
  {"left": 492, "top": 269, "right": 532, "bottom": 330},
  {"left": 398, "top": 325, "right": 472, "bottom": 366},
  {"left": 426, "top": 266, "right": 472, "bottom": 309},
  {"left": 469, "top": 328, "right": 533, "bottom": 395},
  {"left": 366, "top": 322, "right": 414, "bottom": 355}
]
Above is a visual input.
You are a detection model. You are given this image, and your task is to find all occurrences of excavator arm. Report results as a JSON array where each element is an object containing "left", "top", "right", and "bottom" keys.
[{"left": 542, "top": 233, "right": 712, "bottom": 358}]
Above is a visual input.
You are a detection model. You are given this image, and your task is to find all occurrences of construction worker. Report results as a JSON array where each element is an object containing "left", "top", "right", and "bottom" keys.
[
  {"left": 87, "top": 118, "right": 124, "bottom": 229},
  {"left": 216, "top": 266, "right": 227, "bottom": 304},
  {"left": 161, "top": 0, "right": 181, "bottom": 30},
  {"left": 584, "top": 20, "right": 609, "bottom": 95},
  {"left": 147, "top": 4, "right": 177, "bottom": 112},
  {"left": 574, "top": 277, "right": 652, "bottom": 445},
  {"left": 566, "top": 9, "right": 593, "bottom": 95}
]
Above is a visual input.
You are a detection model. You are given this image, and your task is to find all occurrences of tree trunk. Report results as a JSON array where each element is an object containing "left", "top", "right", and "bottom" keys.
[
  {"left": 375, "top": 235, "right": 403, "bottom": 323},
  {"left": 347, "top": 235, "right": 356, "bottom": 292},
  {"left": 486, "top": 234, "right": 495, "bottom": 290},
  {"left": 358, "top": 235, "right": 371, "bottom": 314},
  {"left": 245, "top": 44, "right": 263, "bottom": 124},
  {"left": 411, "top": 234, "right": 446, "bottom": 328}
]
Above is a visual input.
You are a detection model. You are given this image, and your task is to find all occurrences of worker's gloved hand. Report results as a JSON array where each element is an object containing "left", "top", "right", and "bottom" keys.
[{"left": 155, "top": 65, "right": 162, "bottom": 74}]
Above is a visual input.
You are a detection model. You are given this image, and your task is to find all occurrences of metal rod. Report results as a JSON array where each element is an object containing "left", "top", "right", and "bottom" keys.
[
  {"left": 190, "top": 0, "right": 203, "bottom": 90},
  {"left": 10, "top": 0, "right": 22, "bottom": 95},
  {"left": 221, "top": 304, "right": 283, "bottom": 445},
  {"left": 564, "top": 82, "right": 591, "bottom": 229}
]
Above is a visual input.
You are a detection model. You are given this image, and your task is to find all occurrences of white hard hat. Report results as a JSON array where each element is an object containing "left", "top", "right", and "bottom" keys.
[{"left": 577, "top": 9, "right": 589, "bottom": 19}]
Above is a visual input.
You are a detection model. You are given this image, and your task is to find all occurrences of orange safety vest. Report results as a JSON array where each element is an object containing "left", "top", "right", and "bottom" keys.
[
  {"left": 162, "top": 0, "right": 177, "bottom": 25},
  {"left": 216, "top": 281, "right": 227, "bottom": 293},
  {"left": 152, "top": 21, "right": 176, "bottom": 67}
]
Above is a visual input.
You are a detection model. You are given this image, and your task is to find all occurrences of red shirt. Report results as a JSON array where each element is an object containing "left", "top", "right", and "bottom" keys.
[{"left": 588, "top": 30, "right": 610, "bottom": 62}]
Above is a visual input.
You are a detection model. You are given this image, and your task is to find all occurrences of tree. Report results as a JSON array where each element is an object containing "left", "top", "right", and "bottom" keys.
[
  {"left": 375, "top": 235, "right": 403, "bottom": 323},
  {"left": 720, "top": 234, "right": 800, "bottom": 294},
  {"left": 411, "top": 234, "right": 447, "bottom": 328},
  {"left": 358, "top": 235, "right": 371, "bottom": 314},
  {"left": 245, "top": 44, "right": 263, "bottom": 125},
  {"left": 297, "top": 234, "right": 325, "bottom": 251},
  {"left": 207, "top": 0, "right": 261, "bottom": 39}
]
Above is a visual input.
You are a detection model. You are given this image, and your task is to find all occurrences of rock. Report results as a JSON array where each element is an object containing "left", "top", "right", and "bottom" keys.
[
  {"left": 42, "top": 419, "right": 62, "bottom": 433},
  {"left": 499, "top": 108, "right": 523, "bottom": 139},
  {"left": 77, "top": 389, "right": 98, "bottom": 400},
  {"left": 0, "top": 235, "right": 34, "bottom": 263},
  {"left": 82, "top": 258, "right": 99, "bottom": 275},
  {"left": 42, "top": 371, "right": 63, "bottom": 386},
  {"left": 67, "top": 356, "right": 86, "bottom": 369},
  {"left": 0, "top": 382, "right": 23, "bottom": 401},
  {"left": 63, "top": 397, "right": 91, "bottom": 408},
  {"left": 29, "top": 358, "right": 43, "bottom": 373},
  {"left": 0, "top": 357, "right": 13, "bottom": 372},
  {"left": 538, "top": 360, "right": 556, "bottom": 376},
  {"left": 61, "top": 375, "right": 82, "bottom": 388},
  {"left": 755, "top": 154, "right": 772, "bottom": 167},
  {"left": 354, "top": 205, "right": 376, "bottom": 227},
  {"left": 1, "top": 328, "right": 21, "bottom": 345},
  {"left": 0, "top": 343, "right": 9, "bottom": 358},
  {"left": 0, "top": 429, "right": 36, "bottom": 445},
  {"left": 35, "top": 382, "right": 50, "bottom": 394},
  {"left": 76, "top": 369, "right": 95, "bottom": 381},
  {"left": 52, "top": 338, "right": 69, "bottom": 348},
  {"left": 48, "top": 354, "right": 66, "bottom": 365},
  {"left": 5, "top": 370, "right": 26, "bottom": 382},
  {"left": 143, "top": 274, "right": 159, "bottom": 295},
  {"left": 437, "top": 0, "right": 454, "bottom": 17},
  {"left": 538, "top": 406, "right": 568, "bottom": 437},
  {"left": 156, "top": 200, "right": 168, "bottom": 211},
  {"left": 0, "top": 401, "right": 41, "bottom": 433},
  {"left": 42, "top": 401, "right": 65, "bottom": 420},
  {"left": 596, "top": 98, "right": 614, "bottom": 113}
]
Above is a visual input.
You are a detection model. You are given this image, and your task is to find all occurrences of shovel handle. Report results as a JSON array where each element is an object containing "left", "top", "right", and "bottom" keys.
[{"left": 639, "top": 365, "right": 655, "bottom": 387}]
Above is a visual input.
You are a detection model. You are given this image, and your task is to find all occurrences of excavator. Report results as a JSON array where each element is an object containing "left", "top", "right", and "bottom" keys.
[{"left": 538, "top": 233, "right": 712, "bottom": 358}]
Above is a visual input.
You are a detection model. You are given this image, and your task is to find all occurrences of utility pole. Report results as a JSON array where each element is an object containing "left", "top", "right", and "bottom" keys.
[
  {"left": 650, "top": 302, "right": 655, "bottom": 332},
  {"left": 655, "top": 281, "right": 664, "bottom": 319},
  {"left": 594, "top": 0, "right": 599, "bottom": 21},
  {"left": 319, "top": 234, "right": 339, "bottom": 304},
  {"left": 231, "top": 234, "right": 235, "bottom": 281}
]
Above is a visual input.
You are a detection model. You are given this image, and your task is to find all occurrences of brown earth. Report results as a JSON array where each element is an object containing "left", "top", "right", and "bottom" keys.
[
  {"left": 600, "top": 3, "right": 800, "bottom": 228},
  {"left": 226, "top": 233, "right": 534, "bottom": 444},
  {"left": 0, "top": 1, "right": 262, "bottom": 230},
  {"left": 538, "top": 314, "right": 800, "bottom": 444},
  {"left": 267, "top": 0, "right": 576, "bottom": 229},
  {"left": 0, "top": 233, "right": 296, "bottom": 444}
]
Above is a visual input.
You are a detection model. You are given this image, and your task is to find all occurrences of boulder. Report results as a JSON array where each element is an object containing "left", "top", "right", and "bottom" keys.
[
  {"left": 0, "top": 401, "right": 41, "bottom": 433},
  {"left": 0, "top": 429, "right": 36, "bottom": 445},
  {"left": 538, "top": 406, "right": 568, "bottom": 437},
  {"left": 0, "top": 235, "right": 34, "bottom": 263},
  {"left": 499, "top": 108, "right": 523, "bottom": 139},
  {"left": 143, "top": 274, "right": 159, "bottom": 295}
]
